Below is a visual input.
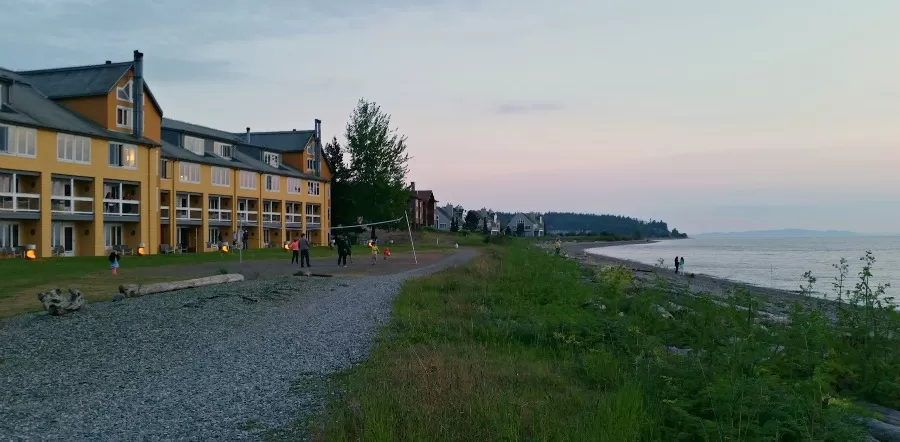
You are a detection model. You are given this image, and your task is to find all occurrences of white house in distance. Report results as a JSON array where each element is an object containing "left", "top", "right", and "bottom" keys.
[{"left": 507, "top": 212, "right": 545, "bottom": 237}]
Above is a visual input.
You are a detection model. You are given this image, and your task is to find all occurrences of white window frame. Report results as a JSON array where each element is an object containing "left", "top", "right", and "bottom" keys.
[
  {"left": 160, "top": 159, "right": 169, "bottom": 179},
  {"left": 0, "top": 124, "right": 37, "bottom": 158},
  {"left": 306, "top": 141, "right": 315, "bottom": 154},
  {"left": 178, "top": 162, "right": 201, "bottom": 184},
  {"left": 305, "top": 203, "right": 321, "bottom": 225},
  {"left": 104, "top": 224, "right": 124, "bottom": 249},
  {"left": 307, "top": 181, "right": 320, "bottom": 196},
  {"left": 208, "top": 227, "right": 219, "bottom": 244},
  {"left": 211, "top": 167, "right": 231, "bottom": 187},
  {"left": 264, "top": 174, "right": 280, "bottom": 192},
  {"left": 287, "top": 177, "right": 302, "bottom": 194},
  {"left": 239, "top": 170, "right": 258, "bottom": 190},
  {"left": 56, "top": 133, "right": 91, "bottom": 164},
  {"left": 0, "top": 221, "right": 20, "bottom": 248},
  {"left": 117, "top": 80, "right": 133, "bottom": 102},
  {"left": 213, "top": 142, "right": 233, "bottom": 159},
  {"left": 108, "top": 142, "right": 137, "bottom": 169},
  {"left": 285, "top": 202, "right": 302, "bottom": 224},
  {"left": 0, "top": 173, "right": 40, "bottom": 213},
  {"left": 263, "top": 151, "right": 280, "bottom": 167},
  {"left": 116, "top": 106, "right": 132, "bottom": 129},
  {"left": 183, "top": 135, "right": 204, "bottom": 155},
  {"left": 50, "top": 177, "right": 93, "bottom": 215},
  {"left": 306, "top": 157, "right": 316, "bottom": 171}
]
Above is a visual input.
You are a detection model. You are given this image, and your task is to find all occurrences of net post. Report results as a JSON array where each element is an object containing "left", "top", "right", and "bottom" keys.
[{"left": 405, "top": 211, "right": 417, "bottom": 264}]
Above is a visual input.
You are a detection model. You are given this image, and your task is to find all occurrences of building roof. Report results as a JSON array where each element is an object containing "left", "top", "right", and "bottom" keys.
[
  {"left": 240, "top": 130, "right": 316, "bottom": 153},
  {"left": 0, "top": 67, "right": 159, "bottom": 146},
  {"left": 17, "top": 61, "right": 164, "bottom": 116},
  {"left": 436, "top": 206, "right": 453, "bottom": 220},
  {"left": 413, "top": 190, "right": 436, "bottom": 201},
  {"left": 161, "top": 118, "right": 327, "bottom": 182}
]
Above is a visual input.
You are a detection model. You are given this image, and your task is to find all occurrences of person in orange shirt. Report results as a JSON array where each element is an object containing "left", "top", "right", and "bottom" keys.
[
  {"left": 290, "top": 237, "right": 300, "bottom": 264},
  {"left": 383, "top": 246, "right": 390, "bottom": 261}
]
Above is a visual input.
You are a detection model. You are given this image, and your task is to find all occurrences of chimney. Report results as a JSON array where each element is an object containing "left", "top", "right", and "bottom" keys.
[
  {"left": 105, "top": 60, "right": 112, "bottom": 64},
  {"left": 314, "top": 118, "right": 322, "bottom": 177},
  {"left": 410, "top": 181, "right": 416, "bottom": 192},
  {"left": 132, "top": 50, "right": 144, "bottom": 139},
  {"left": 245, "top": 127, "right": 251, "bottom": 143}
]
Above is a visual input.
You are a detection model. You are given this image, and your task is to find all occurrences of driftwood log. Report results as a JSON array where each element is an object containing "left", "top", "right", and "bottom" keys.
[
  {"left": 38, "top": 289, "right": 85, "bottom": 315},
  {"left": 119, "top": 274, "right": 244, "bottom": 297}
]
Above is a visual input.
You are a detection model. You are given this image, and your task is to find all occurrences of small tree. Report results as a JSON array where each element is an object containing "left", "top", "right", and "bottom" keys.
[
  {"left": 463, "top": 211, "right": 480, "bottom": 232},
  {"left": 482, "top": 218, "right": 489, "bottom": 235},
  {"left": 505, "top": 226, "right": 512, "bottom": 235},
  {"left": 450, "top": 217, "right": 459, "bottom": 232}
]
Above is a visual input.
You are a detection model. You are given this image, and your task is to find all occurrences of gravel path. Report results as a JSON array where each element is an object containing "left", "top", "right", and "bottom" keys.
[{"left": 0, "top": 249, "right": 476, "bottom": 441}]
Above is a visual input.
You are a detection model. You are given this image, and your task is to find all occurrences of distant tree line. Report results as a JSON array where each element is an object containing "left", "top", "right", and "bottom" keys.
[{"left": 537, "top": 212, "right": 686, "bottom": 239}]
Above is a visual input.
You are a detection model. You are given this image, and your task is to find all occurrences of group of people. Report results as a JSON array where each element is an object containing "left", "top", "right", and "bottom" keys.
[
  {"left": 674, "top": 256, "right": 686, "bottom": 275},
  {"left": 289, "top": 233, "right": 312, "bottom": 267},
  {"left": 330, "top": 236, "right": 390, "bottom": 267}
]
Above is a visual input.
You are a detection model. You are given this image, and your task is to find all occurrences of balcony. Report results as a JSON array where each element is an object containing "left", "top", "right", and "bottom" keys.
[
  {"left": 104, "top": 198, "right": 140, "bottom": 217},
  {"left": 0, "top": 191, "right": 40, "bottom": 216},
  {"left": 51, "top": 196, "right": 93, "bottom": 215},
  {"left": 262, "top": 212, "right": 281, "bottom": 223},
  {"left": 175, "top": 206, "right": 202, "bottom": 222},
  {"left": 285, "top": 214, "right": 303, "bottom": 224},
  {"left": 208, "top": 209, "right": 232, "bottom": 222},
  {"left": 0, "top": 172, "right": 40, "bottom": 219},
  {"left": 237, "top": 210, "right": 258, "bottom": 223}
]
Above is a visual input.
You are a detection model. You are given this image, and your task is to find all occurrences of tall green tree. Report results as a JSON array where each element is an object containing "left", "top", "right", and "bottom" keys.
[
  {"left": 482, "top": 217, "right": 489, "bottom": 235},
  {"left": 463, "top": 211, "right": 480, "bottom": 232},
  {"left": 323, "top": 136, "right": 354, "bottom": 227},
  {"left": 344, "top": 98, "right": 411, "bottom": 233}
]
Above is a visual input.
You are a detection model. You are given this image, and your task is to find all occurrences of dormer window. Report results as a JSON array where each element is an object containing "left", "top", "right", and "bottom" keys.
[
  {"left": 213, "top": 142, "right": 233, "bottom": 159},
  {"left": 0, "top": 82, "right": 7, "bottom": 106},
  {"left": 116, "top": 80, "right": 133, "bottom": 102},
  {"left": 183, "top": 135, "right": 204, "bottom": 155},
  {"left": 263, "top": 151, "right": 280, "bottom": 168}
]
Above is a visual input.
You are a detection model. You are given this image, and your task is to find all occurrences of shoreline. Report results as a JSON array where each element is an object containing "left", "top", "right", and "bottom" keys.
[{"left": 561, "top": 240, "right": 836, "bottom": 316}]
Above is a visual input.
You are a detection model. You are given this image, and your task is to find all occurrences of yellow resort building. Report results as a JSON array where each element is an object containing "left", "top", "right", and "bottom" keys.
[{"left": 0, "top": 50, "right": 331, "bottom": 258}]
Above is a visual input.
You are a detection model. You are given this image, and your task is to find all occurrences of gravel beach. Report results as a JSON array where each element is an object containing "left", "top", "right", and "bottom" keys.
[
  {"left": 0, "top": 249, "right": 475, "bottom": 441},
  {"left": 562, "top": 241, "right": 836, "bottom": 316}
]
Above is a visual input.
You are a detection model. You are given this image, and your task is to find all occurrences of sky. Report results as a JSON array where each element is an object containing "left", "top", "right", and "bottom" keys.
[{"left": 2, "top": 0, "right": 900, "bottom": 234}]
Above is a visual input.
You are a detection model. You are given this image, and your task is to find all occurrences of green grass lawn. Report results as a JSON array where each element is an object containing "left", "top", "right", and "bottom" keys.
[{"left": 283, "top": 241, "right": 878, "bottom": 441}]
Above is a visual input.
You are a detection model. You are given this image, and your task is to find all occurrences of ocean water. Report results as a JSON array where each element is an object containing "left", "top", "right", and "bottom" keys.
[{"left": 586, "top": 237, "right": 900, "bottom": 298}]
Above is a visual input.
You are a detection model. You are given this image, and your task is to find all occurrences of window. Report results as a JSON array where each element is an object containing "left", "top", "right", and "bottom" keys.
[
  {"left": 264, "top": 174, "right": 280, "bottom": 192},
  {"left": 208, "top": 196, "right": 220, "bottom": 210},
  {"left": 183, "top": 135, "right": 204, "bottom": 155},
  {"left": 307, "top": 181, "right": 320, "bottom": 196},
  {"left": 287, "top": 178, "right": 302, "bottom": 194},
  {"left": 0, "top": 124, "right": 37, "bottom": 157},
  {"left": 0, "top": 222, "right": 20, "bottom": 248},
  {"left": 108, "top": 143, "right": 137, "bottom": 168},
  {"left": 213, "top": 142, "right": 233, "bottom": 159},
  {"left": 208, "top": 227, "right": 219, "bottom": 244},
  {"left": 306, "top": 141, "right": 315, "bottom": 154},
  {"left": 116, "top": 106, "right": 132, "bottom": 129},
  {"left": 306, "top": 157, "right": 316, "bottom": 171},
  {"left": 239, "top": 170, "right": 257, "bottom": 189},
  {"left": 306, "top": 204, "right": 321, "bottom": 225},
  {"left": 116, "top": 80, "right": 133, "bottom": 102},
  {"left": 160, "top": 159, "right": 169, "bottom": 179},
  {"left": 263, "top": 152, "right": 280, "bottom": 167},
  {"left": 211, "top": 167, "right": 231, "bottom": 187},
  {"left": 179, "top": 162, "right": 200, "bottom": 184},
  {"left": 56, "top": 133, "right": 91, "bottom": 164},
  {"left": 104, "top": 224, "right": 123, "bottom": 249},
  {"left": 263, "top": 229, "right": 271, "bottom": 245}
]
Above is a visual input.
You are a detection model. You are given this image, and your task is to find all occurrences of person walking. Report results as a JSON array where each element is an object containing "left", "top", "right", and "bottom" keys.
[
  {"left": 336, "top": 235, "right": 348, "bottom": 267},
  {"left": 679, "top": 256, "right": 685, "bottom": 275},
  {"left": 299, "top": 233, "right": 311, "bottom": 267},
  {"left": 554, "top": 238, "right": 562, "bottom": 256},
  {"left": 242, "top": 230, "right": 249, "bottom": 249},
  {"left": 108, "top": 250, "right": 120, "bottom": 276},
  {"left": 674, "top": 256, "right": 680, "bottom": 274},
  {"left": 290, "top": 237, "right": 300, "bottom": 264}
]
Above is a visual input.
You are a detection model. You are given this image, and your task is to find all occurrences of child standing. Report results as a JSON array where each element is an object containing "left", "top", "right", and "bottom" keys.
[
  {"left": 290, "top": 237, "right": 300, "bottom": 264},
  {"left": 371, "top": 241, "right": 379, "bottom": 265},
  {"left": 383, "top": 246, "right": 390, "bottom": 261},
  {"left": 108, "top": 250, "right": 120, "bottom": 275}
]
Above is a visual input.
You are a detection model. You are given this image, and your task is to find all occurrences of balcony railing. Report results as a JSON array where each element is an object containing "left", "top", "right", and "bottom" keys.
[
  {"left": 208, "top": 209, "right": 232, "bottom": 222},
  {"left": 237, "top": 210, "right": 258, "bottom": 222},
  {"left": 104, "top": 199, "right": 140, "bottom": 216},
  {"left": 0, "top": 192, "right": 40, "bottom": 212},
  {"left": 175, "top": 206, "right": 202, "bottom": 221},
  {"left": 262, "top": 212, "right": 281, "bottom": 223},
  {"left": 51, "top": 196, "right": 93, "bottom": 214},
  {"left": 160, "top": 205, "right": 170, "bottom": 219},
  {"left": 285, "top": 214, "right": 303, "bottom": 224},
  {"left": 306, "top": 216, "right": 321, "bottom": 227}
]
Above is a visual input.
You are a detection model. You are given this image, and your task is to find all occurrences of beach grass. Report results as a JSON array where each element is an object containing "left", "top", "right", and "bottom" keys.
[{"left": 289, "top": 240, "right": 900, "bottom": 441}]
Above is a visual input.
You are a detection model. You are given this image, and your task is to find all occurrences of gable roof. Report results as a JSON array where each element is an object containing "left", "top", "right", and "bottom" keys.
[
  {"left": 239, "top": 129, "right": 334, "bottom": 177},
  {"left": 17, "top": 61, "right": 164, "bottom": 116},
  {"left": 0, "top": 67, "right": 159, "bottom": 146},
  {"left": 413, "top": 190, "right": 436, "bottom": 202},
  {"left": 160, "top": 118, "right": 327, "bottom": 182},
  {"left": 240, "top": 131, "right": 316, "bottom": 153},
  {"left": 435, "top": 206, "right": 453, "bottom": 220}
]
